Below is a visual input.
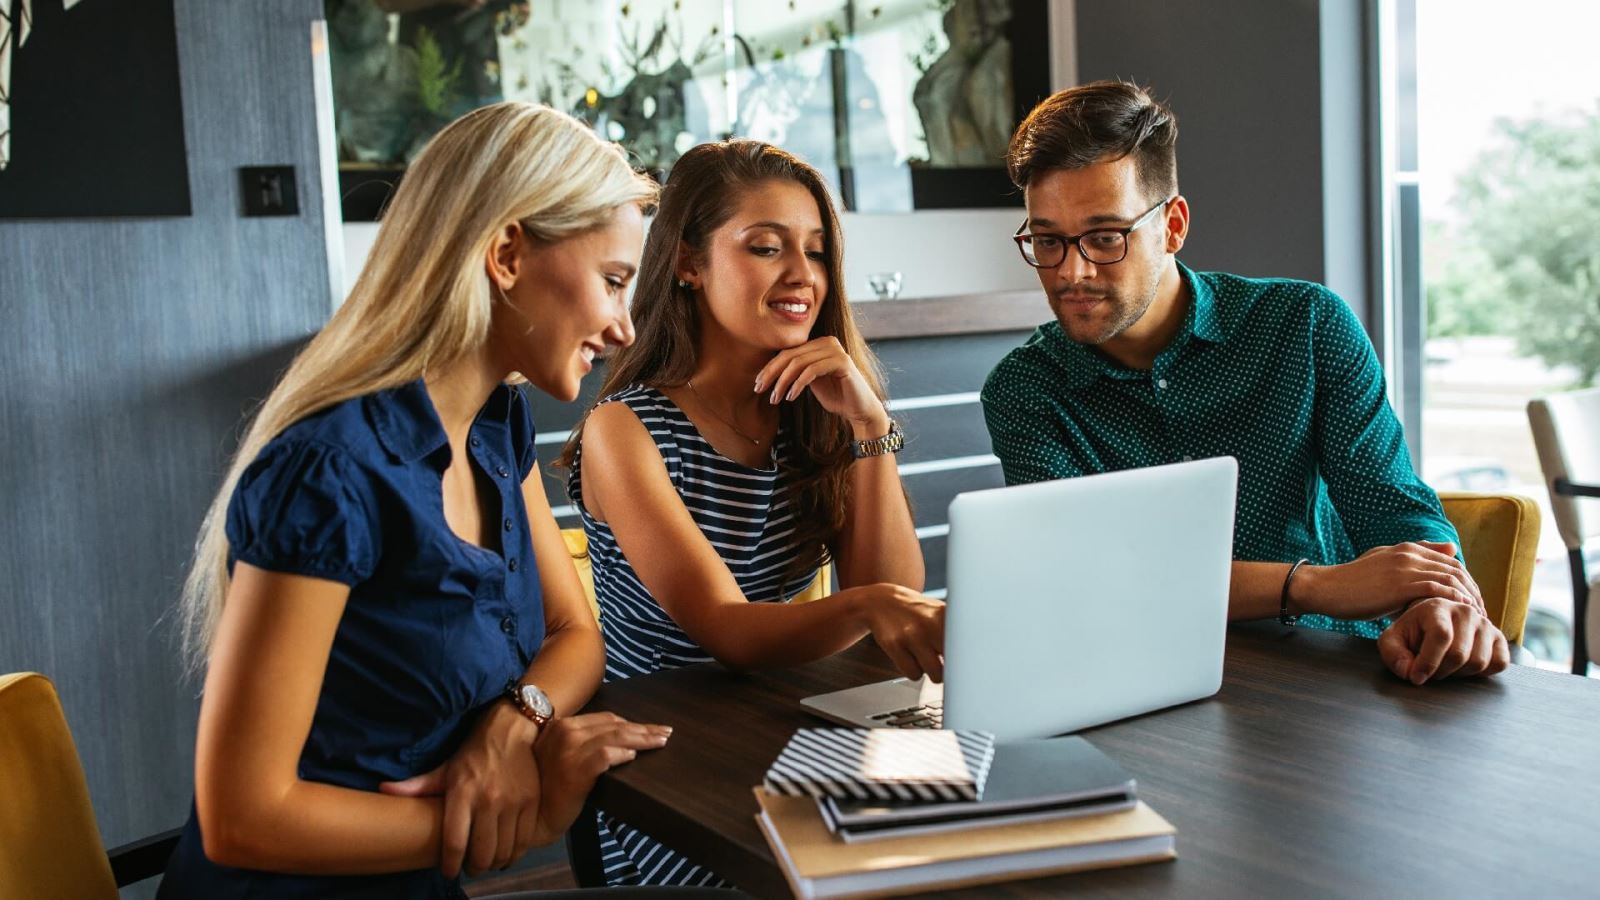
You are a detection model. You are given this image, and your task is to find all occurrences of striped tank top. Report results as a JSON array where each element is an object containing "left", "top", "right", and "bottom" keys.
[{"left": 566, "top": 383, "right": 819, "bottom": 886}]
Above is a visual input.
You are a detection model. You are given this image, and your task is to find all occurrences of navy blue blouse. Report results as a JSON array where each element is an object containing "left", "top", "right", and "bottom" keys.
[{"left": 159, "top": 380, "right": 546, "bottom": 900}]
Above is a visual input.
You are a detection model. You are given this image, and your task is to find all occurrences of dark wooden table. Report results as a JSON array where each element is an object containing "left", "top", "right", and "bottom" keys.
[{"left": 583, "top": 622, "right": 1600, "bottom": 898}]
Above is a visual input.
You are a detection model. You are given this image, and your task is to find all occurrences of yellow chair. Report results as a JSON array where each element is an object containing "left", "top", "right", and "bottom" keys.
[
  {"left": 560, "top": 528, "right": 830, "bottom": 622},
  {"left": 562, "top": 528, "right": 601, "bottom": 620},
  {"left": 0, "top": 672, "right": 179, "bottom": 900},
  {"left": 1436, "top": 492, "right": 1542, "bottom": 644}
]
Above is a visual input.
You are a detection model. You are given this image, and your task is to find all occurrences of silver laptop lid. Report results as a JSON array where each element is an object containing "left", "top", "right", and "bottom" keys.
[{"left": 942, "top": 457, "right": 1237, "bottom": 740}]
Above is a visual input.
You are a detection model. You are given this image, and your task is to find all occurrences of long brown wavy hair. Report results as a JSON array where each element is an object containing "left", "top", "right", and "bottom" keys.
[{"left": 557, "top": 140, "right": 886, "bottom": 589}]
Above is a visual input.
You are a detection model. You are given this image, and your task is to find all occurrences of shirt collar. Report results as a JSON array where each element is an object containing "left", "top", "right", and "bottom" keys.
[
  {"left": 1036, "top": 321, "right": 1104, "bottom": 390},
  {"left": 367, "top": 379, "right": 521, "bottom": 467},
  {"left": 1183, "top": 260, "right": 1226, "bottom": 344},
  {"left": 367, "top": 379, "right": 450, "bottom": 465},
  {"left": 1039, "top": 259, "right": 1224, "bottom": 389}
]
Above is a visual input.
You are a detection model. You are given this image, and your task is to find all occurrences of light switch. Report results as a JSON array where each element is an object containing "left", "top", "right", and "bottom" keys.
[{"left": 239, "top": 166, "right": 298, "bottom": 217}]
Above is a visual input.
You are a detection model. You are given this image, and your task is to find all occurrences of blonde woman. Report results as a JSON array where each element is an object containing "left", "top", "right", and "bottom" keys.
[
  {"left": 158, "top": 104, "right": 683, "bottom": 900},
  {"left": 561, "top": 141, "right": 942, "bottom": 887}
]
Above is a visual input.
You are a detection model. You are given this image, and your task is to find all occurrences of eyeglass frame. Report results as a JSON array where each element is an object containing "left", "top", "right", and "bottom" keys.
[{"left": 1012, "top": 195, "right": 1178, "bottom": 268}]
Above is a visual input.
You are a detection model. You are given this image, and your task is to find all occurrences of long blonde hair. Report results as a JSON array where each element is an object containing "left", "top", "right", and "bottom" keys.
[{"left": 179, "top": 102, "right": 657, "bottom": 672}]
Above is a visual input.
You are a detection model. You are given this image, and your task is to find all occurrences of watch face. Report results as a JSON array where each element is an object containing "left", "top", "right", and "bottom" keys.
[{"left": 518, "top": 684, "right": 553, "bottom": 719}]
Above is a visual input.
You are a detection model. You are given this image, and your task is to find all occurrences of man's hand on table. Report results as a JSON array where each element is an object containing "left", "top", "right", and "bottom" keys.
[{"left": 1377, "top": 598, "right": 1510, "bottom": 685}]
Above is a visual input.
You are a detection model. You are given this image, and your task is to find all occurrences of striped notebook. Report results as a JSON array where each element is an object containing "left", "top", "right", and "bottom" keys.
[{"left": 764, "top": 728, "right": 997, "bottom": 802}]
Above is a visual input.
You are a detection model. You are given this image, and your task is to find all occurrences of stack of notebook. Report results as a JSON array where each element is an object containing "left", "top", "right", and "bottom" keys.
[
  {"left": 762, "top": 728, "right": 998, "bottom": 803},
  {"left": 755, "top": 730, "right": 1175, "bottom": 899}
]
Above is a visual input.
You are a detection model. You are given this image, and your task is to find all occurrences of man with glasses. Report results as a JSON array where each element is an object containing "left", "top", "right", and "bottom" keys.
[{"left": 981, "top": 81, "right": 1509, "bottom": 684}]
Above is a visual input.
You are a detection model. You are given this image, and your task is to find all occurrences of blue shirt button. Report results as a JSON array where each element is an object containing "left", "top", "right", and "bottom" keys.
[
  {"left": 507, "top": 557, "right": 519, "bottom": 572},
  {"left": 496, "top": 465, "right": 509, "bottom": 478},
  {"left": 470, "top": 436, "right": 481, "bottom": 448},
  {"left": 503, "top": 517, "right": 513, "bottom": 532},
  {"left": 500, "top": 615, "right": 516, "bottom": 635}
]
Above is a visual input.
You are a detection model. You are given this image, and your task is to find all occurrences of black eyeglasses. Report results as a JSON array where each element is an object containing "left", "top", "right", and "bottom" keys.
[{"left": 1013, "top": 195, "right": 1176, "bottom": 268}]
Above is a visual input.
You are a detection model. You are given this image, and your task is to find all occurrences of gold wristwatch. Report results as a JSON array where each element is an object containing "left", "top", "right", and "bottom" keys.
[{"left": 505, "top": 680, "right": 554, "bottom": 728}]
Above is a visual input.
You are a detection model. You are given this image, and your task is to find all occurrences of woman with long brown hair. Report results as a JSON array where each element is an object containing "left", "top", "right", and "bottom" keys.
[{"left": 560, "top": 140, "right": 942, "bottom": 886}]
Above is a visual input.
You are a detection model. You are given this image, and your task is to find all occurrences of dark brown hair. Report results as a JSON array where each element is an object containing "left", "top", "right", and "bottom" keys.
[
  {"left": 558, "top": 140, "right": 885, "bottom": 589},
  {"left": 1007, "top": 80, "right": 1178, "bottom": 201}
]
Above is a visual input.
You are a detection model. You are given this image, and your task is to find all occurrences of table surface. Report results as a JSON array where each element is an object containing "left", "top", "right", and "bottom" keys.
[{"left": 583, "top": 622, "right": 1600, "bottom": 899}]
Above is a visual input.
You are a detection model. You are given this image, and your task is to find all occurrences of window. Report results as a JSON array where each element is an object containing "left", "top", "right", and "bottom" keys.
[{"left": 1379, "top": 0, "right": 1600, "bottom": 671}]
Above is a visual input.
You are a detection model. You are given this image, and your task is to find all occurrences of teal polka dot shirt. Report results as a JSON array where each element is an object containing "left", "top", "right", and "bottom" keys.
[{"left": 980, "top": 262, "right": 1459, "bottom": 639}]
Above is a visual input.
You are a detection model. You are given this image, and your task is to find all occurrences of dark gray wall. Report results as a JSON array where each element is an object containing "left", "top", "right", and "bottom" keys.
[
  {"left": 1074, "top": 0, "right": 1332, "bottom": 284},
  {"left": 0, "top": 0, "right": 330, "bottom": 882},
  {"left": 1317, "top": 0, "right": 1373, "bottom": 328}
]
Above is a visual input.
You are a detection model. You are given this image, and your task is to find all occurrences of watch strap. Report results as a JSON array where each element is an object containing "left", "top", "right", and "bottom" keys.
[{"left": 851, "top": 419, "right": 904, "bottom": 459}]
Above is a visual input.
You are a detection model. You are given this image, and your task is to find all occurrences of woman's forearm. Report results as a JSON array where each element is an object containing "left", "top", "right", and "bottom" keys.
[
  {"left": 519, "top": 619, "right": 605, "bottom": 717},
  {"left": 201, "top": 781, "right": 442, "bottom": 874},
  {"left": 835, "top": 416, "right": 925, "bottom": 589},
  {"left": 681, "top": 588, "right": 879, "bottom": 670}
]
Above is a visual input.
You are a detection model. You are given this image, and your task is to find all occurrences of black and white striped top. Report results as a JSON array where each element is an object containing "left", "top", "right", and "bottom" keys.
[
  {"left": 567, "top": 384, "right": 821, "bottom": 888},
  {"left": 567, "top": 383, "right": 820, "bottom": 681}
]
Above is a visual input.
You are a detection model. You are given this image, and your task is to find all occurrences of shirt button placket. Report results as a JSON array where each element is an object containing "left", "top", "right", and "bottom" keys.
[
  {"left": 1162, "top": 375, "right": 1195, "bottom": 463},
  {"left": 1151, "top": 371, "right": 1181, "bottom": 463}
]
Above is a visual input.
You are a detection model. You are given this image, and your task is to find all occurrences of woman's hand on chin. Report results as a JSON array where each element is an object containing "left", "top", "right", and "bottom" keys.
[{"left": 754, "top": 336, "right": 888, "bottom": 433}]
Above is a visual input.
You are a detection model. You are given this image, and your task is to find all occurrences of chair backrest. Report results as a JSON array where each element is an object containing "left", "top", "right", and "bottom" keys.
[
  {"left": 1437, "top": 493, "right": 1541, "bottom": 644},
  {"left": 1590, "top": 577, "right": 1600, "bottom": 667},
  {"left": 560, "top": 528, "right": 830, "bottom": 623},
  {"left": 562, "top": 528, "right": 601, "bottom": 621},
  {"left": 1527, "top": 387, "right": 1600, "bottom": 550},
  {"left": 0, "top": 673, "right": 118, "bottom": 900}
]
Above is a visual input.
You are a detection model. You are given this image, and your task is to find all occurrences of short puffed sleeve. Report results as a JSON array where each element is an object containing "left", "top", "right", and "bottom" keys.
[{"left": 224, "top": 439, "right": 379, "bottom": 586}]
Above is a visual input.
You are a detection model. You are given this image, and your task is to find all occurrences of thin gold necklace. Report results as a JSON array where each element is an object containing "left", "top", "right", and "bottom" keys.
[{"left": 686, "top": 379, "right": 763, "bottom": 446}]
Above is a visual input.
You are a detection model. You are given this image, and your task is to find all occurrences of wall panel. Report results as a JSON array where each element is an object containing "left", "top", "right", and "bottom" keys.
[{"left": 0, "top": 1, "right": 332, "bottom": 874}]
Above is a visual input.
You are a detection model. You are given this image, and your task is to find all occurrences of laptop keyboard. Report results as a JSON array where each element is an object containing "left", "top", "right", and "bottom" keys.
[{"left": 869, "top": 701, "right": 944, "bottom": 728}]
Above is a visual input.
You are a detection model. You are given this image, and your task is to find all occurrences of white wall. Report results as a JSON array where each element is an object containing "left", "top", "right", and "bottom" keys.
[{"left": 341, "top": 209, "right": 1040, "bottom": 304}]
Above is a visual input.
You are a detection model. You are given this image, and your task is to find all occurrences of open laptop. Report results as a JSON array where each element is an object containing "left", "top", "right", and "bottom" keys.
[{"left": 801, "top": 457, "right": 1237, "bottom": 741}]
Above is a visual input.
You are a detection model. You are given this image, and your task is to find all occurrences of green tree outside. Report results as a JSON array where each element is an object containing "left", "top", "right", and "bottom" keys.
[{"left": 1425, "top": 106, "right": 1600, "bottom": 386}]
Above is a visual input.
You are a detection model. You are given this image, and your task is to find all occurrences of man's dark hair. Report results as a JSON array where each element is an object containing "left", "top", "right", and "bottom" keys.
[{"left": 1006, "top": 80, "right": 1178, "bottom": 202}]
